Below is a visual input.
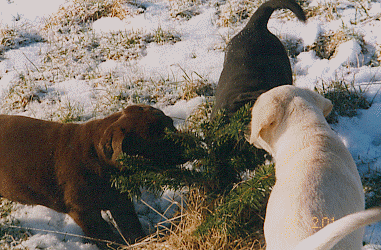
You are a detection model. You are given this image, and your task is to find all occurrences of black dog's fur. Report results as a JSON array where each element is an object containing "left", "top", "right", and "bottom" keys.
[{"left": 212, "top": 0, "right": 306, "bottom": 118}]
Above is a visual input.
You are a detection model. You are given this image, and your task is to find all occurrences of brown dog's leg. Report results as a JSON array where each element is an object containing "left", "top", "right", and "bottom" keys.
[
  {"left": 108, "top": 193, "right": 146, "bottom": 243},
  {"left": 68, "top": 209, "right": 125, "bottom": 247}
]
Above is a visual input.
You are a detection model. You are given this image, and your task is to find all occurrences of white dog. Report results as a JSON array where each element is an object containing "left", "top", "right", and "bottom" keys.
[{"left": 247, "top": 85, "right": 381, "bottom": 250}]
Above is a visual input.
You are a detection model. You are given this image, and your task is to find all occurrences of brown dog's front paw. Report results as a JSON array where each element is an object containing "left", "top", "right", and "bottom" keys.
[{"left": 68, "top": 209, "right": 143, "bottom": 248}]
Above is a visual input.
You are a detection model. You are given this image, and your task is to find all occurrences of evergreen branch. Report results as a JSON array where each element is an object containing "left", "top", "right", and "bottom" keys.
[
  {"left": 111, "top": 103, "right": 267, "bottom": 197},
  {"left": 196, "top": 164, "right": 275, "bottom": 238},
  {"left": 110, "top": 103, "right": 271, "bottom": 240}
]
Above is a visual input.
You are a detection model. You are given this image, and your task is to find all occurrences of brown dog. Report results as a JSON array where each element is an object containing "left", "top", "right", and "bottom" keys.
[{"left": 0, "top": 104, "right": 186, "bottom": 247}]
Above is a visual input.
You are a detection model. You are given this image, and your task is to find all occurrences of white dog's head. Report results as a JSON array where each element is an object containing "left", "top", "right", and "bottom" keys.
[{"left": 246, "top": 85, "right": 333, "bottom": 155}]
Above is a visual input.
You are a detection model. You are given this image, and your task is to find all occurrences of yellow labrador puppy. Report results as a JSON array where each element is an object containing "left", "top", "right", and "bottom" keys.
[{"left": 247, "top": 85, "right": 381, "bottom": 250}]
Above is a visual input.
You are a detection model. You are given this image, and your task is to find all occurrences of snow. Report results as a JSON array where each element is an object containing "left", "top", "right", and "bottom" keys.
[
  {"left": 0, "top": 0, "right": 63, "bottom": 25},
  {"left": 132, "top": 7, "right": 223, "bottom": 81},
  {"left": 1, "top": 0, "right": 381, "bottom": 248},
  {"left": 11, "top": 204, "right": 97, "bottom": 250},
  {"left": 162, "top": 96, "right": 205, "bottom": 125},
  {"left": 53, "top": 79, "right": 96, "bottom": 109},
  {"left": 0, "top": 42, "right": 47, "bottom": 75},
  {"left": 93, "top": 17, "right": 128, "bottom": 33}
]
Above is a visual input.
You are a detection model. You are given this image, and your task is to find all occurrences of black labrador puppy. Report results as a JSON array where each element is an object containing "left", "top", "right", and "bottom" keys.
[{"left": 212, "top": 0, "right": 306, "bottom": 118}]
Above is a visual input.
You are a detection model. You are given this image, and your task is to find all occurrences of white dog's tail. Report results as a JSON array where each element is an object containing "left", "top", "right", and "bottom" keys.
[{"left": 294, "top": 207, "right": 381, "bottom": 250}]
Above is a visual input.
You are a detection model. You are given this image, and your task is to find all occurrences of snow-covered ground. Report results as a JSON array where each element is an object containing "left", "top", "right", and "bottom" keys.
[{"left": 1, "top": 0, "right": 381, "bottom": 248}]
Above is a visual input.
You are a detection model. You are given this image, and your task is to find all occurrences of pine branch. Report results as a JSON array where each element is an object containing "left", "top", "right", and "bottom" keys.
[
  {"left": 110, "top": 103, "right": 267, "bottom": 197},
  {"left": 109, "top": 103, "right": 274, "bottom": 241},
  {"left": 112, "top": 154, "right": 205, "bottom": 199},
  {"left": 196, "top": 164, "right": 275, "bottom": 239}
]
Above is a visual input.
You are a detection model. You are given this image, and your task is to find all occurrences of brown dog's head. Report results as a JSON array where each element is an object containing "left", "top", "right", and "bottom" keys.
[{"left": 98, "top": 104, "right": 187, "bottom": 167}]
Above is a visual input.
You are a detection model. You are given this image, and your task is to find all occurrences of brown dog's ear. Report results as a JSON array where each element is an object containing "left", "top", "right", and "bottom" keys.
[
  {"left": 98, "top": 125, "right": 126, "bottom": 165},
  {"left": 247, "top": 95, "right": 284, "bottom": 155}
]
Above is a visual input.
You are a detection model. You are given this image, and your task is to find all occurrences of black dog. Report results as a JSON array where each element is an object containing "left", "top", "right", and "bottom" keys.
[{"left": 212, "top": 0, "right": 306, "bottom": 118}]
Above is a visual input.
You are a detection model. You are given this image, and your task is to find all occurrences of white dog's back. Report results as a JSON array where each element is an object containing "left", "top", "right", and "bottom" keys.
[
  {"left": 247, "top": 85, "right": 381, "bottom": 250},
  {"left": 264, "top": 147, "right": 365, "bottom": 250}
]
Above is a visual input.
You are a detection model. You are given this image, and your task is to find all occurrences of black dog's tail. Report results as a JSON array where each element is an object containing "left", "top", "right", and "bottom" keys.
[{"left": 246, "top": 0, "right": 306, "bottom": 30}]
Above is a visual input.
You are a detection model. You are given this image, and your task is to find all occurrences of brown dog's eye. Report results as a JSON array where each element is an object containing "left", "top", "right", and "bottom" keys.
[
  {"left": 122, "top": 133, "right": 142, "bottom": 155},
  {"left": 148, "top": 122, "right": 166, "bottom": 137}
]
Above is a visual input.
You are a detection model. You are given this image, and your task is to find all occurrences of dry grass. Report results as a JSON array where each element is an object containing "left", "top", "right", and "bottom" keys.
[
  {"left": 0, "top": 0, "right": 184, "bottom": 122},
  {"left": 304, "top": 0, "right": 342, "bottom": 21},
  {"left": 214, "top": 0, "right": 311, "bottom": 28},
  {"left": 315, "top": 78, "right": 370, "bottom": 123},
  {"left": 363, "top": 169, "right": 381, "bottom": 209},
  {"left": 0, "top": 199, "right": 30, "bottom": 249},
  {"left": 301, "top": 0, "right": 375, "bottom": 23},
  {"left": 169, "top": 0, "right": 203, "bottom": 20},
  {"left": 45, "top": 0, "right": 142, "bottom": 29},
  {"left": 130, "top": 189, "right": 265, "bottom": 250},
  {"left": 0, "top": 24, "right": 43, "bottom": 56},
  {"left": 309, "top": 28, "right": 368, "bottom": 61},
  {"left": 214, "top": 0, "right": 260, "bottom": 27},
  {"left": 178, "top": 68, "right": 214, "bottom": 101}
]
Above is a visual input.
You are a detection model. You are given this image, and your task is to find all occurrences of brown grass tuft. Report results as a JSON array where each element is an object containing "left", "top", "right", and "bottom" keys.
[
  {"left": 128, "top": 189, "right": 265, "bottom": 250},
  {"left": 45, "top": 0, "right": 143, "bottom": 29},
  {"left": 309, "top": 28, "right": 367, "bottom": 61}
]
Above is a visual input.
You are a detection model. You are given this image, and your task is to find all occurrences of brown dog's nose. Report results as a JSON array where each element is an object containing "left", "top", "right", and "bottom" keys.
[{"left": 120, "top": 105, "right": 189, "bottom": 166}]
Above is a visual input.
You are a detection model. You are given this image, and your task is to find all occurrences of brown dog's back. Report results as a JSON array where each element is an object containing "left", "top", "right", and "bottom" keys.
[{"left": 0, "top": 115, "right": 67, "bottom": 210}]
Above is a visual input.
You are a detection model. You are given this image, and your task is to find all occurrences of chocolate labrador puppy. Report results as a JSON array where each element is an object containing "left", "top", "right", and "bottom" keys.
[
  {"left": 0, "top": 104, "right": 186, "bottom": 247},
  {"left": 212, "top": 0, "right": 306, "bottom": 118}
]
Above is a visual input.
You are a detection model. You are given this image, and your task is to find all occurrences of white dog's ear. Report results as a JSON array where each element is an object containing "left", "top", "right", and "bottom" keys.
[
  {"left": 307, "top": 90, "right": 333, "bottom": 117},
  {"left": 247, "top": 96, "right": 283, "bottom": 154},
  {"left": 321, "top": 98, "right": 333, "bottom": 117}
]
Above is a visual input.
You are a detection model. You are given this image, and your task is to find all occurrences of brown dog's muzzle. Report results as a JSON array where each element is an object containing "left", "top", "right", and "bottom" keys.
[
  {"left": 121, "top": 119, "right": 188, "bottom": 166},
  {"left": 101, "top": 104, "right": 188, "bottom": 167}
]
